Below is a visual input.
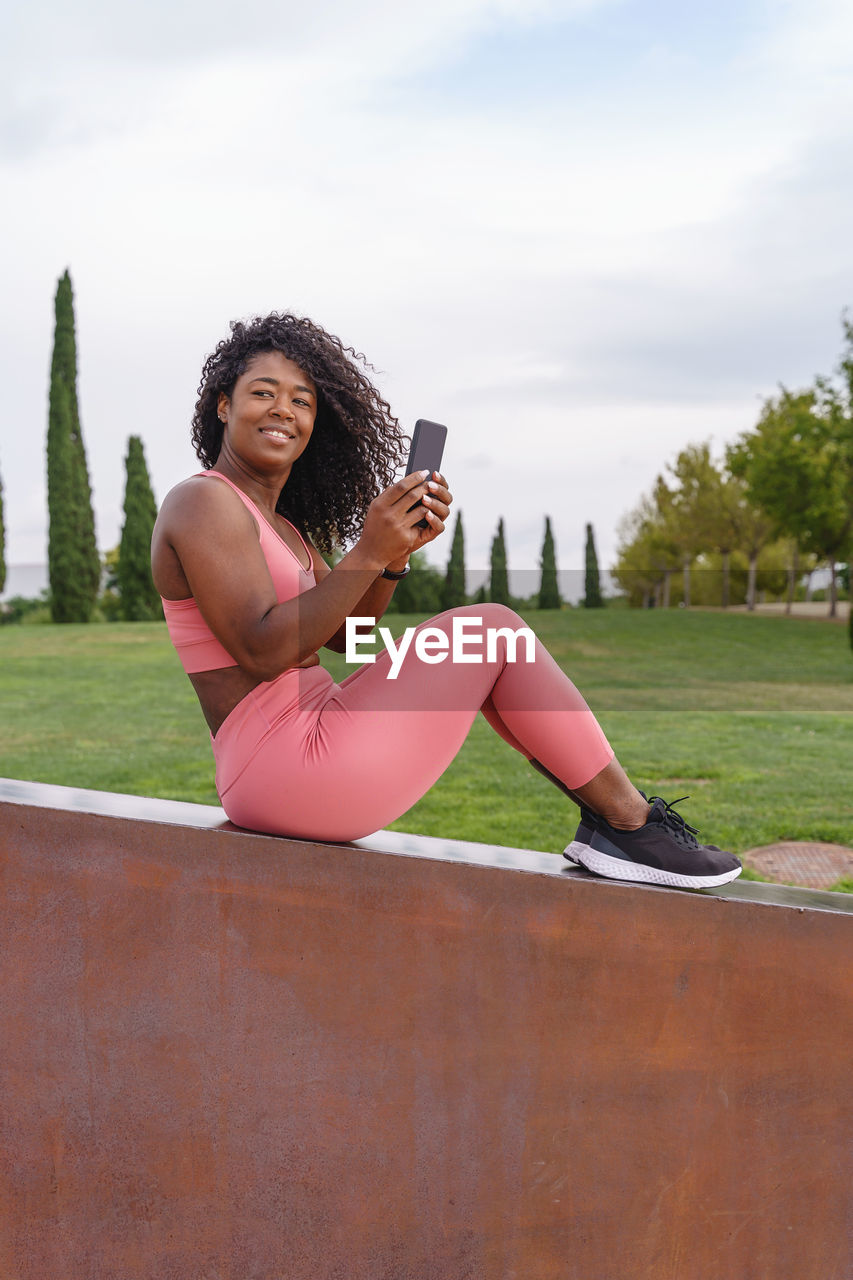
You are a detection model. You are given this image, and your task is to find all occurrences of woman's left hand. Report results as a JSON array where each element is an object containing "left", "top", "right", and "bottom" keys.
[{"left": 410, "top": 471, "right": 453, "bottom": 549}]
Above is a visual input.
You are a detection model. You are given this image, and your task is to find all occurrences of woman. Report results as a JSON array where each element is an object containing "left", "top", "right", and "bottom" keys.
[{"left": 151, "top": 313, "right": 741, "bottom": 890}]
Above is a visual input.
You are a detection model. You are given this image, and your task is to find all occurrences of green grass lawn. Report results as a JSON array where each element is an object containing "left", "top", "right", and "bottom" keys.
[{"left": 1, "top": 610, "right": 851, "bottom": 872}]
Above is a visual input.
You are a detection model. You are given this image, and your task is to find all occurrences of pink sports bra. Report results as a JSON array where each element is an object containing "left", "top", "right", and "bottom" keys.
[{"left": 161, "top": 471, "right": 316, "bottom": 674}]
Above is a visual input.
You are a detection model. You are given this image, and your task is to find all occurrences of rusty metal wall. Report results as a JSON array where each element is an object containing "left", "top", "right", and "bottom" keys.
[{"left": 0, "top": 785, "right": 851, "bottom": 1280}]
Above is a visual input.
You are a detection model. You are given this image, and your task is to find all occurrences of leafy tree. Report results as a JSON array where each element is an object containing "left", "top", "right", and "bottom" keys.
[
  {"left": 0, "top": 456, "right": 5, "bottom": 596},
  {"left": 703, "top": 467, "right": 753, "bottom": 609},
  {"left": 820, "top": 315, "right": 853, "bottom": 608},
  {"left": 583, "top": 522, "right": 603, "bottom": 608},
  {"left": 46, "top": 270, "right": 100, "bottom": 622},
  {"left": 755, "top": 540, "right": 801, "bottom": 601},
  {"left": 614, "top": 313, "right": 853, "bottom": 620},
  {"left": 489, "top": 518, "right": 510, "bottom": 605},
  {"left": 729, "top": 389, "right": 851, "bottom": 616},
  {"left": 834, "top": 310, "right": 853, "bottom": 503},
  {"left": 612, "top": 496, "right": 675, "bottom": 608},
  {"left": 779, "top": 537, "right": 815, "bottom": 616},
  {"left": 442, "top": 511, "right": 467, "bottom": 610},
  {"left": 727, "top": 315, "right": 853, "bottom": 618},
  {"left": 538, "top": 517, "right": 562, "bottom": 609},
  {"left": 649, "top": 489, "right": 681, "bottom": 606},
  {"left": 656, "top": 443, "right": 720, "bottom": 608},
  {"left": 613, "top": 445, "right": 780, "bottom": 609},
  {"left": 741, "top": 506, "right": 779, "bottom": 610},
  {"left": 118, "top": 436, "right": 160, "bottom": 620},
  {"left": 0, "top": 594, "right": 50, "bottom": 625}
]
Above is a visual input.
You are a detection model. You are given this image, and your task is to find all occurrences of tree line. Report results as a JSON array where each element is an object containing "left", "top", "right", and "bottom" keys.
[
  {"left": 5, "top": 272, "right": 850, "bottom": 649},
  {"left": 9, "top": 271, "right": 162, "bottom": 624},
  {"left": 2, "top": 270, "right": 607, "bottom": 624},
  {"left": 613, "top": 318, "right": 853, "bottom": 638},
  {"left": 383, "top": 513, "right": 605, "bottom": 614}
]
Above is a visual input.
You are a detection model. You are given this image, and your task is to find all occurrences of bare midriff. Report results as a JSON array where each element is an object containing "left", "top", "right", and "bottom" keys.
[{"left": 189, "top": 654, "right": 321, "bottom": 737}]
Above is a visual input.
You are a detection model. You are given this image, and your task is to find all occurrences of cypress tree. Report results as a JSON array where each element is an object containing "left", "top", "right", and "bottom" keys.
[
  {"left": 46, "top": 376, "right": 76, "bottom": 618},
  {"left": 583, "top": 522, "right": 604, "bottom": 608},
  {"left": 118, "top": 436, "right": 160, "bottom": 621},
  {"left": 489, "top": 517, "right": 510, "bottom": 605},
  {"left": 442, "top": 511, "right": 466, "bottom": 609},
  {"left": 46, "top": 270, "right": 100, "bottom": 622},
  {"left": 538, "top": 516, "right": 561, "bottom": 609}
]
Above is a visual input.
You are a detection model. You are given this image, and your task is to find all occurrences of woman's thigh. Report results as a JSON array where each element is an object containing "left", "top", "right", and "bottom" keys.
[
  {"left": 218, "top": 603, "right": 608, "bottom": 840},
  {"left": 220, "top": 682, "right": 482, "bottom": 842}
]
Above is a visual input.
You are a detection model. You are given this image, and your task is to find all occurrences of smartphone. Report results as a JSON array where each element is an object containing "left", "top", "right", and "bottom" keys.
[{"left": 405, "top": 419, "right": 447, "bottom": 527}]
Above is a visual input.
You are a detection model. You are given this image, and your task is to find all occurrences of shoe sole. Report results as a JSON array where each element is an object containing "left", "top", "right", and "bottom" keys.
[
  {"left": 563, "top": 839, "right": 592, "bottom": 865},
  {"left": 570, "top": 845, "right": 743, "bottom": 889}
]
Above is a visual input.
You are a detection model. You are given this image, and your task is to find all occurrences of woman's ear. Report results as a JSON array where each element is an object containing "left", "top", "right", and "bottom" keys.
[{"left": 217, "top": 391, "right": 229, "bottom": 424}]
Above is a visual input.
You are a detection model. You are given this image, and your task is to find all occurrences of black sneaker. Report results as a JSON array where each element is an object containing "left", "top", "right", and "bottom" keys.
[
  {"left": 563, "top": 788, "right": 649, "bottom": 865},
  {"left": 566, "top": 795, "right": 742, "bottom": 889},
  {"left": 562, "top": 804, "right": 598, "bottom": 864}
]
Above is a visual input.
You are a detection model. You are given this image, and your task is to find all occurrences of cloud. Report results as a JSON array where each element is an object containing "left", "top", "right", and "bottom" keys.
[
  {"left": 1, "top": 0, "right": 611, "bottom": 157},
  {"left": 2, "top": 0, "right": 852, "bottom": 580}
]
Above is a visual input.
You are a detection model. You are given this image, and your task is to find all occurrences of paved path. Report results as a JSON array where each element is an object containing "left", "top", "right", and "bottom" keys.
[{"left": 730, "top": 601, "right": 850, "bottom": 620}]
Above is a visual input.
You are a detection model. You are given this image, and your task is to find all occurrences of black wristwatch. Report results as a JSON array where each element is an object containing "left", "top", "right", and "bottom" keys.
[{"left": 381, "top": 564, "right": 411, "bottom": 580}]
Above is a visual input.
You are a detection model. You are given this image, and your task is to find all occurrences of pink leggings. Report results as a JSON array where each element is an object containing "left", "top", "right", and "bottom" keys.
[{"left": 214, "top": 604, "right": 613, "bottom": 841}]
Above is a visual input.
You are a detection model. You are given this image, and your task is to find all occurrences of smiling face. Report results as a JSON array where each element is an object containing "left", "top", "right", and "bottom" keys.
[{"left": 217, "top": 350, "right": 317, "bottom": 477}]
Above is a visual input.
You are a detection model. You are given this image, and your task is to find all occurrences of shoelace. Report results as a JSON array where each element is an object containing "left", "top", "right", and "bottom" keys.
[{"left": 648, "top": 795, "right": 701, "bottom": 848}]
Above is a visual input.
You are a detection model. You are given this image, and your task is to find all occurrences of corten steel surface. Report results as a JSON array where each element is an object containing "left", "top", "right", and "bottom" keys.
[{"left": 1, "top": 780, "right": 851, "bottom": 1280}]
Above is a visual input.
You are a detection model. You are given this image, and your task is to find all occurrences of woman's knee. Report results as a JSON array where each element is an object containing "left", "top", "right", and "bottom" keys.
[
  {"left": 413, "top": 603, "right": 534, "bottom": 672},
  {"left": 436, "top": 603, "right": 522, "bottom": 626},
  {"left": 452, "top": 602, "right": 535, "bottom": 668},
  {"left": 474, "top": 603, "right": 524, "bottom": 630}
]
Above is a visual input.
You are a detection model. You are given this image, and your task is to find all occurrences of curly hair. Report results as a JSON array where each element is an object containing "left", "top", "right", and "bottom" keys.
[{"left": 191, "top": 313, "right": 407, "bottom": 554}]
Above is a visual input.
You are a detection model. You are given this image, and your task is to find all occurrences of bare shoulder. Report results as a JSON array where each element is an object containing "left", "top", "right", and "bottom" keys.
[
  {"left": 156, "top": 474, "right": 256, "bottom": 542},
  {"left": 152, "top": 474, "right": 267, "bottom": 601}
]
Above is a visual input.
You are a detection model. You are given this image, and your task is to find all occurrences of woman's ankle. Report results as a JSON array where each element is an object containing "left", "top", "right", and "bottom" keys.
[
  {"left": 574, "top": 761, "right": 651, "bottom": 831},
  {"left": 603, "top": 795, "right": 651, "bottom": 831}
]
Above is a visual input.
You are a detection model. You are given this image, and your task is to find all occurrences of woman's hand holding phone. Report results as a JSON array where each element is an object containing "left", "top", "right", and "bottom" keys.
[
  {"left": 358, "top": 469, "right": 451, "bottom": 567},
  {"left": 413, "top": 470, "right": 452, "bottom": 545},
  {"left": 405, "top": 419, "right": 447, "bottom": 527},
  {"left": 357, "top": 418, "right": 451, "bottom": 565}
]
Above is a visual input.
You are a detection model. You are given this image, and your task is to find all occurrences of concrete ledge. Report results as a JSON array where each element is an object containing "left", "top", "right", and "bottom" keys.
[{"left": 1, "top": 777, "right": 851, "bottom": 1279}]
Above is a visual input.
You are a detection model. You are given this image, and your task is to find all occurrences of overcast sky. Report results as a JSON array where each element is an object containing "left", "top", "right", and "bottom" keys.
[{"left": 3, "top": 0, "right": 853, "bottom": 584}]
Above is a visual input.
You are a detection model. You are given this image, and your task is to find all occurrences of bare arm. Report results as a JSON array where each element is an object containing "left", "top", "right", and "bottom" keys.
[
  {"left": 315, "top": 558, "right": 409, "bottom": 653},
  {"left": 314, "top": 473, "right": 452, "bottom": 652},
  {"left": 155, "top": 471, "right": 452, "bottom": 679}
]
